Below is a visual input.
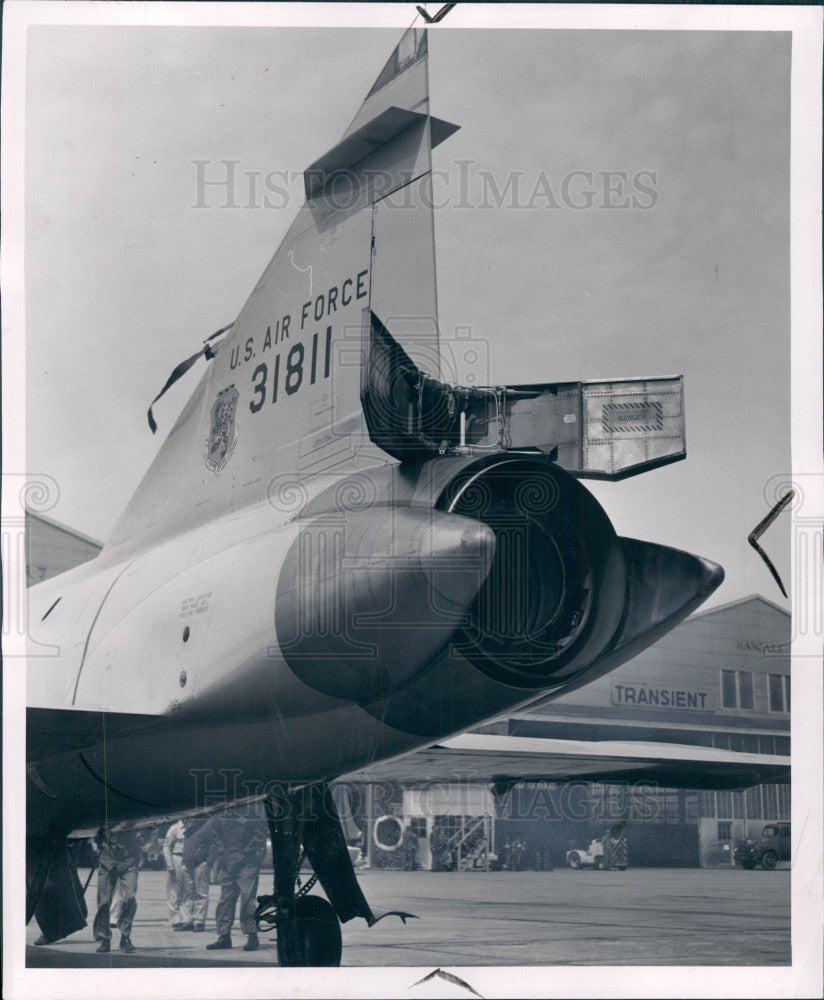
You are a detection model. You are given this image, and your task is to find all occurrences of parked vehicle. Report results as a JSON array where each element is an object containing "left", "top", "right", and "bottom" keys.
[
  {"left": 734, "top": 822, "right": 790, "bottom": 870},
  {"left": 566, "top": 839, "right": 606, "bottom": 870}
]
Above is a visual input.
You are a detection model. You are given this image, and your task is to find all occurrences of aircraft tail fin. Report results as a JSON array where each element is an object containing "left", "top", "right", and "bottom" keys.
[
  {"left": 342, "top": 26, "right": 431, "bottom": 138},
  {"left": 107, "top": 26, "right": 459, "bottom": 551}
]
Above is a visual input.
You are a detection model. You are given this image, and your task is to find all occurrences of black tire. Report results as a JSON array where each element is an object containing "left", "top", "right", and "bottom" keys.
[
  {"left": 595, "top": 856, "right": 606, "bottom": 871},
  {"left": 277, "top": 895, "right": 342, "bottom": 967},
  {"left": 761, "top": 851, "right": 778, "bottom": 871},
  {"left": 740, "top": 859, "right": 756, "bottom": 871},
  {"left": 568, "top": 852, "right": 582, "bottom": 870}
]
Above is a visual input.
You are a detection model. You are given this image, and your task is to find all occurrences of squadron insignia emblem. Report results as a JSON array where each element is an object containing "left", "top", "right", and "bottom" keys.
[{"left": 205, "top": 386, "right": 239, "bottom": 474}]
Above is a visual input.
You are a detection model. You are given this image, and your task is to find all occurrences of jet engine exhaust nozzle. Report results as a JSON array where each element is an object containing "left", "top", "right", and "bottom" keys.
[{"left": 437, "top": 457, "right": 626, "bottom": 688}]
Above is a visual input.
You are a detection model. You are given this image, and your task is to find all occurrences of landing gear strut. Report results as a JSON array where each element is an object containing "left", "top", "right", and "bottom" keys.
[
  {"left": 255, "top": 783, "right": 415, "bottom": 966},
  {"left": 255, "top": 784, "right": 365, "bottom": 966}
]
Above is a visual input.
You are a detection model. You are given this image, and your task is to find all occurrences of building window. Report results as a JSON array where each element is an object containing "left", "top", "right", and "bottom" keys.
[
  {"left": 761, "top": 784, "right": 778, "bottom": 818},
  {"left": 642, "top": 790, "right": 697, "bottom": 826},
  {"left": 777, "top": 783, "right": 791, "bottom": 820},
  {"left": 721, "top": 670, "right": 737, "bottom": 708},
  {"left": 732, "top": 791, "right": 745, "bottom": 820},
  {"left": 746, "top": 785, "right": 763, "bottom": 820},
  {"left": 738, "top": 671, "right": 754, "bottom": 710},
  {"left": 721, "top": 669, "right": 754, "bottom": 710},
  {"left": 410, "top": 816, "right": 427, "bottom": 838},
  {"left": 660, "top": 792, "right": 680, "bottom": 825},
  {"left": 769, "top": 674, "right": 790, "bottom": 713},
  {"left": 717, "top": 821, "right": 732, "bottom": 841}
]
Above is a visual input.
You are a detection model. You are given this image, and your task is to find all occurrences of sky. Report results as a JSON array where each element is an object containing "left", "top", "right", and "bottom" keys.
[{"left": 22, "top": 19, "right": 794, "bottom": 611}]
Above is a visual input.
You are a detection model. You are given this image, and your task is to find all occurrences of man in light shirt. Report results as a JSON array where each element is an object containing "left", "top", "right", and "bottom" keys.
[{"left": 163, "top": 819, "right": 191, "bottom": 930}]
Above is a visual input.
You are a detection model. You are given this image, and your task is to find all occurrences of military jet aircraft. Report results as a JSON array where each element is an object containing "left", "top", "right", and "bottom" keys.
[{"left": 26, "top": 18, "right": 785, "bottom": 966}]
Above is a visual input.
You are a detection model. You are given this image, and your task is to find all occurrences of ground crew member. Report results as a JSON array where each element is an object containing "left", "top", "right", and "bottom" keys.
[
  {"left": 111, "top": 828, "right": 150, "bottom": 927},
  {"left": 180, "top": 814, "right": 212, "bottom": 932},
  {"left": 109, "top": 880, "right": 124, "bottom": 928},
  {"left": 401, "top": 825, "right": 418, "bottom": 871},
  {"left": 601, "top": 829, "right": 614, "bottom": 869},
  {"left": 611, "top": 832, "right": 628, "bottom": 869},
  {"left": 203, "top": 812, "right": 268, "bottom": 951},
  {"left": 429, "top": 824, "right": 450, "bottom": 872},
  {"left": 604, "top": 818, "right": 629, "bottom": 870},
  {"left": 608, "top": 824, "right": 628, "bottom": 870},
  {"left": 163, "top": 818, "right": 189, "bottom": 929},
  {"left": 92, "top": 826, "right": 141, "bottom": 953}
]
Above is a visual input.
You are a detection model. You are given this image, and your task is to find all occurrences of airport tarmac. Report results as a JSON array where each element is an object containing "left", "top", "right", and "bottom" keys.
[{"left": 26, "top": 866, "right": 790, "bottom": 968}]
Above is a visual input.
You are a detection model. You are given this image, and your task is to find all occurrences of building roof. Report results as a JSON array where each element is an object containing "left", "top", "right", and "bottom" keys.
[
  {"left": 26, "top": 510, "right": 103, "bottom": 549},
  {"left": 26, "top": 510, "right": 103, "bottom": 586},
  {"left": 687, "top": 593, "right": 790, "bottom": 622}
]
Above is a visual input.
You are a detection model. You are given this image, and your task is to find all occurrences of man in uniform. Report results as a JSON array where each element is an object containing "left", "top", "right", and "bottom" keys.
[
  {"left": 601, "top": 817, "right": 629, "bottom": 870},
  {"left": 429, "top": 823, "right": 449, "bottom": 872},
  {"left": 401, "top": 825, "right": 418, "bottom": 871},
  {"left": 92, "top": 826, "right": 141, "bottom": 953},
  {"left": 180, "top": 813, "right": 212, "bottom": 932},
  {"left": 163, "top": 818, "right": 189, "bottom": 930},
  {"left": 201, "top": 811, "right": 268, "bottom": 951}
]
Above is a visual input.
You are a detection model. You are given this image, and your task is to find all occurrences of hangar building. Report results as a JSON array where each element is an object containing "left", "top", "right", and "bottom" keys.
[
  {"left": 492, "top": 594, "right": 790, "bottom": 868},
  {"left": 363, "top": 595, "right": 790, "bottom": 871},
  {"left": 25, "top": 511, "right": 102, "bottom": 587}
]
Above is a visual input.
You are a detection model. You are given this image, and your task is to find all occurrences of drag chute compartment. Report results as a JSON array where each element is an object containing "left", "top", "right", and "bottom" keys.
[{"left": 361, "top": 310, "right": 686, "bottom": 479}]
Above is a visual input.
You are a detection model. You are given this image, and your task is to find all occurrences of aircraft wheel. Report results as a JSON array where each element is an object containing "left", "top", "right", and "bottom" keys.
[
  {"left": 761, "top": 851, "right": 778, "bottom": 871},
  {"left": 277, "top": 895, "right": 342, "bottom": 967},
  {"left": 567, "top": 852, "right": 582, "bottom": 869}
]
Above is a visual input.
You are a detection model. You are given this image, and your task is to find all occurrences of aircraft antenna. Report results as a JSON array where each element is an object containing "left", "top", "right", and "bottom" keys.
[{"left": 146, "top": 323, "right": 233, "bottom": 433}]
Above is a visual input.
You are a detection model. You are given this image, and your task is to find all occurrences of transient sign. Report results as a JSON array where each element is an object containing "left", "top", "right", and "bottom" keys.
[{"left": 612, "top": 683, "right": 710, "bottom": 710}]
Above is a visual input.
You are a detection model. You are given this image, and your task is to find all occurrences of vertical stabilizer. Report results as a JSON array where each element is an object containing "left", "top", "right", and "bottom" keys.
[
  {"left": 342, "top": 27, "right": 430, "bottom": 138},
  {"left": 108, "top": 28, "right": 459, "bottom": 551}
]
